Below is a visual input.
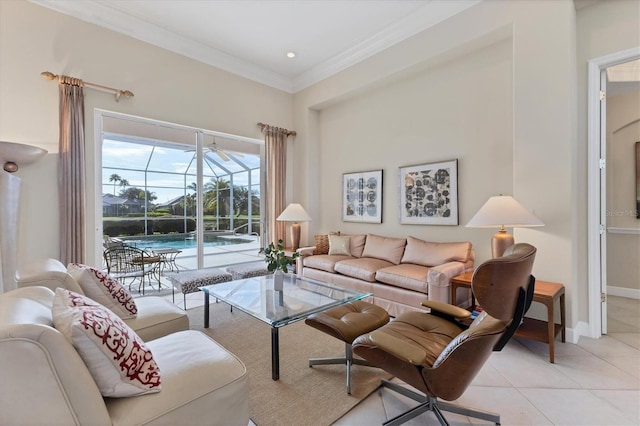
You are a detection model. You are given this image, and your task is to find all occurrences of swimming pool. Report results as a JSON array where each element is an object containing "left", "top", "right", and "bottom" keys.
[{"left": 122, "top": 234, "right": 254, "bottom": 250}]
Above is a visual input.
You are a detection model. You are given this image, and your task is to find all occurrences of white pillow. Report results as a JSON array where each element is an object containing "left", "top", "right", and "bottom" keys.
[
  {"left": 67, "top": 263, "right": 137, "bottom": 319},
  {"left": 52, "top": 288, "right": 161, "bottom": 398},
  {"left": 328, "top": 235, "right": 351, "bottom": 256}
]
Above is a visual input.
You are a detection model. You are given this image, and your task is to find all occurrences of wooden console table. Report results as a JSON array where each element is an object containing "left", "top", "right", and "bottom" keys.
[{"left": 450, "top": 272, "right": 565, "bottom": 363}]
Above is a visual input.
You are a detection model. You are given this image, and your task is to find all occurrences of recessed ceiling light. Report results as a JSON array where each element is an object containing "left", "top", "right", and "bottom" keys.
[{"left": 287, "top": 51, "right": 296, "bottom": 58}]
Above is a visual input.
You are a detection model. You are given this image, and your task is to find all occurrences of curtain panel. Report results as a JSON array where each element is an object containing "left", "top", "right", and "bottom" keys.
[
  {"left": 263, "top": 126, "right": 288, "bottom": 246},
  {"left": 58, "top": 77, "right": 86, "bottom": 264}
]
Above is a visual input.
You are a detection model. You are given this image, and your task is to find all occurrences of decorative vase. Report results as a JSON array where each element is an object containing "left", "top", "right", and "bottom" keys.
[{"left": 273, "top": 269, "right": 284, "bottom": 291}]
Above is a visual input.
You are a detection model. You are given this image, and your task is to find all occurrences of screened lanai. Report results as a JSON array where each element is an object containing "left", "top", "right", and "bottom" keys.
[{"left": 100, "top": 114, "right": 264, "bottom": 272}]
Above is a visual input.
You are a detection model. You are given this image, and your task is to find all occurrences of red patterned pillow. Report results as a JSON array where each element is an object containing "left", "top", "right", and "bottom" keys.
[
  {"left": 52, "top": 288, "right": 161, "bottom": 397},
  {"left": 67, "top": 263, "right": 137, "bottom": 319}
]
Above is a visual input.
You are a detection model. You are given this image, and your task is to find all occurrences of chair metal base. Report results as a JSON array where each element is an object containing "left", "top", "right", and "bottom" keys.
[
  {"left": 380, "top": 379, "right": 500, "bottom": 426},
  {"left": 309, "top": 343, "right": 375, "bottom": 394}
]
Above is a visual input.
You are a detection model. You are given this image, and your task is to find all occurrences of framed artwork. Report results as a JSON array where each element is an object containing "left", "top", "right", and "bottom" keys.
[
  {"left": 399, "top": 159, "right": 458, "bottom": 225},
  {"left": 342, "top": 170, "right": 383, "bottom": 223}
]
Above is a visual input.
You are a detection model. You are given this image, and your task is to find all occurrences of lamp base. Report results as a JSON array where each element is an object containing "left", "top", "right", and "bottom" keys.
[
  {"left": 492, "top": 229, "right": 514, "bottom": 258},
  {"left": 290, "top": 223, "right": 301, "bottom": 251}
]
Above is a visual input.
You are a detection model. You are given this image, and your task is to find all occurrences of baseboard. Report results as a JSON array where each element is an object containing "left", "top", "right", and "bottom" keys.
[
  {"left": 567, "top": 321, "right": 589, "bottom": 344},
  {"left": 607, "top": 285, "right": 640, "bottom": 300}
]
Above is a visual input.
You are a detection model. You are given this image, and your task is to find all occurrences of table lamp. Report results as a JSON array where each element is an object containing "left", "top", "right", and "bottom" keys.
[
  {"left": 466, "top": 195, "right": 543, "bottom": 258},
  {"left": 276, "top": 203, "right": 311, "bottom": 251}
]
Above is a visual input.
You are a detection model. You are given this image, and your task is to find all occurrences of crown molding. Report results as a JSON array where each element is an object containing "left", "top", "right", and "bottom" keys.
[
  {"left": 292, "top": 0, "right": 480, "bottom": 92},
  {"left": 31, "top": 0, "right": 294, "bottom": 92},
  {"left": 31, "top": 0, "right": 480, "bottom": 94}
]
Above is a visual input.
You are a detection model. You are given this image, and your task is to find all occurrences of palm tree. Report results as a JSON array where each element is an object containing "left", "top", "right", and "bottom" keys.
[
  {"left": 119, "top": 178, "right": 129, "bottom": 192},
  {"left": 109, "top": 173, "right": 121, "bottom": 195}
]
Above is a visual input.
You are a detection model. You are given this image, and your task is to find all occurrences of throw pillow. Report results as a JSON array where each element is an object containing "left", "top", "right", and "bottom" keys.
[
  {"left": 52, "top": 288, "right": 161, "bottom": 398},
  {"left": 67, "top": 263, "right": 137, "bottom": 319},
  {"left": 361, "top": 234, "right": 407, "bottom": 264},
  {"left": 401, "top": 237, "right": 471, "bottom": 267},
  {"left": 328, "top": 235, "right": 351, "bottom": 256},
  {"left": 314, "top": 231, "right": 340, "bottom": 255}
]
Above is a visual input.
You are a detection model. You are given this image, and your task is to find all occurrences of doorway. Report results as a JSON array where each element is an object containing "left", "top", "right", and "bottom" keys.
[{"left": 587, "top": 48, "right": 640, "bottom": 338}]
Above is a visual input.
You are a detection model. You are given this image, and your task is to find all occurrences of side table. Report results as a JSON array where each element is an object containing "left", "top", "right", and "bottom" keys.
[{"left": 450, "top": 272, "right": 566, "bottom": 363}]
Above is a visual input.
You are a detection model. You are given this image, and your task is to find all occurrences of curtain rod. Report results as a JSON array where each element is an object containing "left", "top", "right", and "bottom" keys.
[
  {"left": 41, "top": 71, "right": 134, "bottom": 102},
  {"left": 257, "top": 122, "right": 296, "bottom": 137}
]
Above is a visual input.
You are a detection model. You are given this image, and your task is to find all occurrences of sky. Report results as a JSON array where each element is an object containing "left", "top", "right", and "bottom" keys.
[{"left": 102, "top": 139, "right": 260, "bottom": 203}]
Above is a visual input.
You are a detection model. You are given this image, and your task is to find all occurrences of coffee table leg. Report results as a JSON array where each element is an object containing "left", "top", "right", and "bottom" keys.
[
  {"left": 204, "top": 291, "right": 210, "bottom": 328},
  {"left": 271, "top": 327, "right": 279, "bottom": 380}
]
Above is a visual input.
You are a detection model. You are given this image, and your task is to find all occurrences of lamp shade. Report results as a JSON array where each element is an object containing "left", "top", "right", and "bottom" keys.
[
  {"left": 466, "top": 196, "right": 544, "bottom": 228},
  {"left": 277, "top": 203, "right": 311, "bottom": 223}
]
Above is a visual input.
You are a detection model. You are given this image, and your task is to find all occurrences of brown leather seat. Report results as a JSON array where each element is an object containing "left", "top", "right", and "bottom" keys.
[
  {"left": 305, "top": 300, "right": 390, "bottom": 394},
  {"left": 353, "top": 243, "right": 537, "bottom": 425}
]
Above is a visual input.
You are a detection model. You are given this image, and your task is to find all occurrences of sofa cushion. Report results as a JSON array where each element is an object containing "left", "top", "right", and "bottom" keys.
[
  {"left": 376, "top": 264, "right": 430, "bottom": 293},
  {"left": 328, "top": 235, "right": 351, "bottom": 256},
  {"left": 52, "top": 288, "right": 161, "bottom": 398},
  {"left": 334, "top": 257, "right": 394, "bottom": 282},
  {"left": 361, "top": 234, "right": 406, "bottom": 265},
  {"left": 303, "top": 254, "right": 352, "bottom": 273},
  {"left": 401, "top": 237, "right": 471, "bottom": 267},
  {"left": 123, "top": 296, "right": 190, "bottom": 342},
  {"left": 344, "top": 234, "right": 367, "bottom": 258},
  {"left": 67, "top": 263, "right": 137, "bottom": 319},
  {"left": 106, "top": 330, "right": 250, "bottom": 426}
]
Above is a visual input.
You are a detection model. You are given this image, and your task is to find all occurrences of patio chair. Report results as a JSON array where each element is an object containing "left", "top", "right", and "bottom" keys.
[{"left": 103, "top": 245, "right": 161, "bottom": 295}]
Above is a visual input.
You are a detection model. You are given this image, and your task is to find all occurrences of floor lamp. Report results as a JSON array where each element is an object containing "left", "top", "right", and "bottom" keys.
[
  {"left": 276, "top": 203, "right": 311, "bottom": 251},
  {"left": 466, "top": 195, "right": 544, "bottom": 258},
  {"left": 0, "top": 141, "right": 48, "bottom": 293}
]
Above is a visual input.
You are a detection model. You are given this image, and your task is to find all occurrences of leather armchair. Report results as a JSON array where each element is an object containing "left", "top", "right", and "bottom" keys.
[{"left": 352, "top": 243, "right": 537, "bottom": 426}]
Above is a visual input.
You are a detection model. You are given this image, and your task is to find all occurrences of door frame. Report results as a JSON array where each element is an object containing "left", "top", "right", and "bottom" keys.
[{"left": 587, "top": 47, "right": 640, "bottom": 338}]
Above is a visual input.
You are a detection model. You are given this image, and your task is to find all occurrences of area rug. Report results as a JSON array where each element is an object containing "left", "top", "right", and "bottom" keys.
[{"left": 187, "top": 302, "right": 390, "bottom": 426}]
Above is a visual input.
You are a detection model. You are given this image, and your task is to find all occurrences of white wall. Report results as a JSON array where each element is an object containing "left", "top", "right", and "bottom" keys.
[
  {"left": 315, "top": 39, "right": 512, "bottom": 253},
  {"left": 0, "top": 0, "right": 293, "bottom": 267},
  {"left": 295, "top": 0, "right": 579, "bottom": 330}
]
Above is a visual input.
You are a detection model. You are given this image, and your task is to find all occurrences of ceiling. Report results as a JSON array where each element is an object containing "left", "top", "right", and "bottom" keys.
[{"left": 32, "top": 0, "right": 480, "bottom": 93}]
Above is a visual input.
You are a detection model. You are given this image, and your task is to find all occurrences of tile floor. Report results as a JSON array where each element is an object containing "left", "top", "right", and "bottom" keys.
[
  {"left": 334, "top": 295, "right": 640, "bottom": 426},
  {"left": 146, "top": 280, "right": 639, "bottom": 426}
]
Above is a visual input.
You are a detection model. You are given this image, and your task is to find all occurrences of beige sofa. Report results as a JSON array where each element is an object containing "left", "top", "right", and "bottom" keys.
[
  {"left": 0, "top": 286, "right": 250, "bottom": 425},
  {"left": 297, "top": 234, "right": 474, "bottom": 317},
  {"left": 15, "top": 258, "right": 188, "bottom": 341}
]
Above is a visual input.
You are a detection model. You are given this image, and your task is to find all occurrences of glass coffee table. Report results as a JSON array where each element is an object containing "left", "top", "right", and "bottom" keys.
[{"left": 199, "top": 274, "right": 370, "bottom": 380}]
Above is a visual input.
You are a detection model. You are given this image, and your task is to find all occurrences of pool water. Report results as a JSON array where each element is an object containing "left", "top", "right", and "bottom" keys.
[{"left": 123, "top": 234, "right": 254, "bottom": 250}]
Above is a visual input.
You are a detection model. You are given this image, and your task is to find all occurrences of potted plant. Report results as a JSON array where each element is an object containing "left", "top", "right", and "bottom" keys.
[{"left": 260, "top": 239, "right": 299, "bottom": 290}]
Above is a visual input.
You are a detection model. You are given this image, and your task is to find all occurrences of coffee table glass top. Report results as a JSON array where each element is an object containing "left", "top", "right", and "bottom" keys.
[{"left": 199, "top": 274, "right": 370, "bottom": 328}]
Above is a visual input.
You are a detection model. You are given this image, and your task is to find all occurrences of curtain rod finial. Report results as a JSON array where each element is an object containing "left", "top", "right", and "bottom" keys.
[{"left": 41, "top": 71, "right": 57, "bottom": 81}]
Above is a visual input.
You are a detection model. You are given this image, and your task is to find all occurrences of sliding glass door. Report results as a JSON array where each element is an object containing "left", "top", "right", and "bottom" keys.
[{"left": 98, "top": 112, "right": 263, "bottom": 272}]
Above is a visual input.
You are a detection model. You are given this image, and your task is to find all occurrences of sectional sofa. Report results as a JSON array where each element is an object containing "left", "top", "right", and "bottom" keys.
[
  {"left": 297, "top": 233, "right": 474, "bottom": 317},
  {"left": 0, "top": 285, "right": 250, "bottom": 425}
]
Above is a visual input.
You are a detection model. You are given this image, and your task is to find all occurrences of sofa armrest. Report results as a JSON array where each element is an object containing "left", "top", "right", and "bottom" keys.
[
  {"left": 296, "top": 246, "right": 316, "bottom": 274},
  {"left": 0, "top": 323, "right": 111, "bottom": 425},
  {"left": 297, "top": 246, "right": 315, "bottom": 257},
  {"left": 15, "top": 258, "right": 84, "bottom": 294},
  {"left": 427, "top": 261, "right": 471, "bottom": 304}
]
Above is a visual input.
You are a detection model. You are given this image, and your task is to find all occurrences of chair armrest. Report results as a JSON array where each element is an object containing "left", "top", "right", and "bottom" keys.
[
  {"left": 368, "top": 330, "right": 428, "bottom": 365},
  {"left": 421, "top": 300, "right": 471, "bottom": 320}
]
